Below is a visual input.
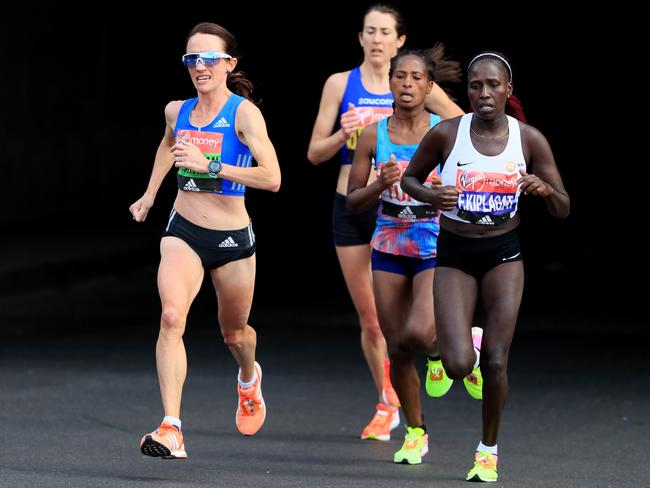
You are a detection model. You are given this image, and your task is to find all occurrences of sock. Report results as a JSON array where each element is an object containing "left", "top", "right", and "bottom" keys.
[
  {"left": 163, "top": 416, "right": 181, "bottom": 431},
  {"left": 477, "top": 441, "right": 497, "bottom": 456},
  {"left": 380, "top": 392, "right": 389, "bottom": 406},
  {"left": 427, "top": 354, "right": 441, "bottom": 361},
  {"left": 238, "top": 369, "right": 258, "bottom": 389},
  {"left": 411, "top": 424, "right": 427, "bottom": 434},
  {"left": 473, "top": 347, "right": 480, "bottom": 369},
  {"left": 379, "top": 397, "right": 397, "bottom": 409}
]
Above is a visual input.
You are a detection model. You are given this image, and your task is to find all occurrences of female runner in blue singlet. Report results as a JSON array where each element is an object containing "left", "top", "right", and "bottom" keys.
[
  {"left": 402, "top": 52, "right": 570, "bottom": 482},
  {"left": 307, "top": 3, "right": 463, "bottom": 439},
  {"left": 347, "top": 50, "right": 447, "bottom": 464},
  {"left": 129, "top": 22, "right": 281, "bottom": 459}
]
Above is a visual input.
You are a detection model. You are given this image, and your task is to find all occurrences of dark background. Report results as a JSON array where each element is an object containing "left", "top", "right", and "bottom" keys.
[
  {"left": 1, "top": 10, "right": 646, "bottom": 487},
  {"left": 0, "top": 5, "right": 640, "bottom": 335}
]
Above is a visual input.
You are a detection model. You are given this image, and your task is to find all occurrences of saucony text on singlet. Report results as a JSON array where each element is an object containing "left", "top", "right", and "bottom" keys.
[{"left": 339, "top": 67, "right": 394, "bottom": 165}]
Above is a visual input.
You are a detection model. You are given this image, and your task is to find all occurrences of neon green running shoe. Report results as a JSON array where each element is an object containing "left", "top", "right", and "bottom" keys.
[
  {"left": 464, "top": 366, "right": 483, "bottom": 400},
  {"left": 466, "top": 451, "right": 498, "bottom": 482},
  {"left": 425, "top": 357, "right": 453, "bottom": 398},
  {"left": 463, "top": 327, "right": 483, "bottom": 400},
  {"left": 393, "top": 426, "right": 429, "bottom": 464}
]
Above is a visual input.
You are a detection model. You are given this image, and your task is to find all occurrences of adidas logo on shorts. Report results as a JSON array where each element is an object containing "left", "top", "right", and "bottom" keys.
[
  {"left": 397, "top": 206, "right": 417, "bottom": 219},
  {"left": 213, "top": 117, "right": 230, "bottom": 128},
  {"left": 183, "top": 179, "right": 200, "bottom": 192},
  {"left": 218, "top": 236, "right": 238, "bottom": 248},
  {"left": 476, "top": 215, "right": 494, "bottom": 225}
]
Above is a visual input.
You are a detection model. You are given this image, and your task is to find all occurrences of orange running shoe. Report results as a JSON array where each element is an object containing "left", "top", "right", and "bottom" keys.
[
  {"left": 140, "top": 422, "right": 187, "bottom": 459},
  {"left": 383, "top": 358, "right": 401, "bottom": 407},
  {"left": 235, "top": 361, "right": 266, "bottom": 436},
  {"left": 361, "top": 403, "right": 400, "bottom": 441}
]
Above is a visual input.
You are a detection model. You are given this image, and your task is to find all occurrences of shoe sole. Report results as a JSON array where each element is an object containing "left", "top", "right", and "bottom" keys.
[
  {"left": 393, "top": 444, "right": 429, "bottom": 464},
  {"left": 140, "top": 435, "right": 187, "bottom": 459},
  {"left": 466, "top": 473, "right": 497, "bottom": 482},
  {"left": 395, "top": 458, "right": 422, "bottom": 464},
  {"left": 361, "top": 433, "right": 391, "bottom": 441}
]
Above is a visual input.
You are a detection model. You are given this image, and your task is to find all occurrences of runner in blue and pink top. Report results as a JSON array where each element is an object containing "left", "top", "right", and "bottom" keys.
[
  {"left": 307, "top": 5, "right": 463, "bottom": 444},
  {"left": 347, "top": 50, "right": 455, "bottom": 465}
]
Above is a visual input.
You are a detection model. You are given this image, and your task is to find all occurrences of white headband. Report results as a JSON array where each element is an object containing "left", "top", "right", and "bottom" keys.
[{"left": 468, "top": 53, "right": 512, "bottom": 81}]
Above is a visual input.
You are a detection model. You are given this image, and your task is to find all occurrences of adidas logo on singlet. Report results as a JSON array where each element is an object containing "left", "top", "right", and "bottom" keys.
[
  {"left": 397, "top": 206, "right": 417, "bottom": 219},
  {"left": 213, "top": 117, "right": 230, "bottom": 128},
  {"left": 218, "top": 236, "right": 238, "bottom": 248},
  {"left": 476, "top": 215, "right": 494, "bottom": 225},
  {"left": 183, "top": 179, "right": 200, "bottom": 192}
]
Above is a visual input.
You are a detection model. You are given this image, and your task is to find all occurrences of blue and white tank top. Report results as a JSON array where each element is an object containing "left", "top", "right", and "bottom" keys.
[
  {"left": 371, "top": 114, "right": 441, "bottom": 258},
  {"left": 175, "top": 94, "right": 252, "bottom": 196}
]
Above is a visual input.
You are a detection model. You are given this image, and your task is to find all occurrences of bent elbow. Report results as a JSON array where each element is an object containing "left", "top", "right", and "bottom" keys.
[
  {"left": 345, "top": 195, "right": 361, "bottom": 213},
  {"left": 550, "top": 206, "right": 570, "bottom": 220},
  {"left": 268, "top": 176, "right": 281, "bottom": 193},
  {"left": 307, "top": 150, "right": 322, "bottom": 166},
  {"left": 400, "top": 180, "right": 413, "bottom": 198},
  {"left": 552, "top": 198, "right": 570, "bottom": 219}
]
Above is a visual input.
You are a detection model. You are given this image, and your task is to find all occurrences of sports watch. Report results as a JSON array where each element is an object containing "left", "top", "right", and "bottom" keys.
[{"left": 208, "top": 160, "right": 222, "bottom": 175}]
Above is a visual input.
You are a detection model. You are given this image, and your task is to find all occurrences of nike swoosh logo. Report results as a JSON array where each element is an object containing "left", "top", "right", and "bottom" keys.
[
  {"left": 457, "top": 161, "right": 473, "bottom": 167},
  {"left": 502, "top": 252, "right": 521, "bottom": 261}
]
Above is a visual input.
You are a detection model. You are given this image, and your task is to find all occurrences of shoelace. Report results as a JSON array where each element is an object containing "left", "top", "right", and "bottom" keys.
[
  {"left": 403, "top": 429, "right": 424, "bottom": 449},
  {"left": 404, "top": 438, "right": 419, "bottom": 449},
  {"left": 475, "top": 453, "right": 496, "bottom": 469},
  {"left": 239, "top": 388, "right": 260, "bottom": 415},
  {"left": 369, "top": 411, "right": 390, "bottom": 427},
  {"left": 429, "top": 367, "right": 443, "bottom": 380}
]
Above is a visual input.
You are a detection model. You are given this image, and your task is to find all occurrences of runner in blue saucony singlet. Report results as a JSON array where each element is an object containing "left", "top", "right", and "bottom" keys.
[
  {"left": 347, "top": 50, "right": 451, "bottom": 465},
  {"left": 402, "top": 52, "right": 570, "bottom": 482},
  {"left": 129, "top": 22, "right": 281, "bottom": 459},
  {"left": 307, "top": 4, "right": 463, "bottom": 441}
]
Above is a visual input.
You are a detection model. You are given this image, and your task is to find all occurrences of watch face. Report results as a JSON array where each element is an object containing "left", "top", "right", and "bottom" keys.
[{"left": 209, "top": 161, "right": 221, "bottom": 174}]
